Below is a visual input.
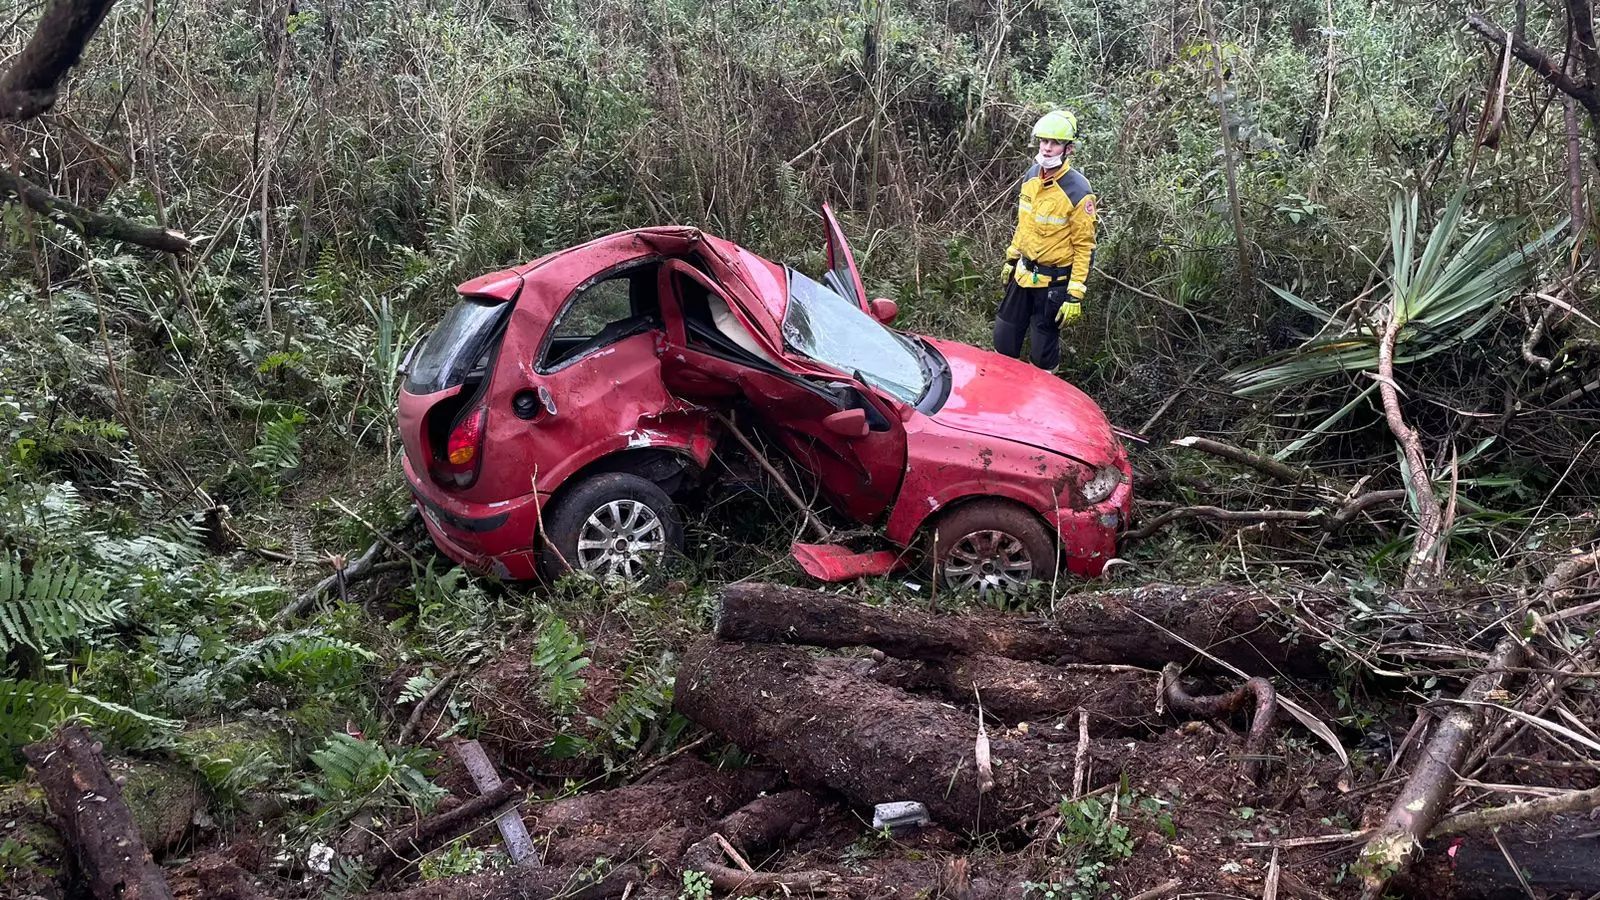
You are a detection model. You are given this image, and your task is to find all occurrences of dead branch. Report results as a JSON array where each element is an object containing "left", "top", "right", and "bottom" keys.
[
  {"left": 1433, "top": 785, "right": 1600, "bottom": 836},
  {"left": 1169, "top": 436, "right": 1323, "bottom": 487},
  {"left": 1122, "top": 505, "right": 1320, "bottom": 541},
  {"left": 1356, "top": 636, "right": 1525, "bottom": 899},
  {"left": 1161, "top": 663, "right": 1278, "bottom": 782},
  {"left": 1127, "top": 880, "right": 1185, "bottom": 900},
  {"left": 0, "top": 0, "right": 117, "bottom": 120},
  {"left": 272, "top": 508, "right": 418, "bottom": 623},
  {"left": 1464, "top": 12, "right": 1600, "bottom": 114},
  {"left": 22, "top": 724, "right": 175, "bottom": 900},
  {"left": 1376, "top": 308, "right": 1445, "bottom": 588},
  {"left": 1542, "top": 547, "right": 1600, "bottom": 598},
  {"left": 396, "top": 668, "right": 461, "bottom": 746},
  {"left": 682, "top": 793, "right": 859, "bottom": 896},
  {"left": 0, "top": 169, "right": 194, "bottom": 253},
  {"left": 368, "top": 779, "right": 522, "bottom": 881}
]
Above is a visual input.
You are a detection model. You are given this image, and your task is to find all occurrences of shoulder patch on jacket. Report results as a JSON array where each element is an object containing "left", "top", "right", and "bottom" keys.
[
  {"left": 1061, "top": 169, "right": 1093, "bottom": 204},
  {"left": 1023, "top": 163, "right": 1041, "bottom": 183}
]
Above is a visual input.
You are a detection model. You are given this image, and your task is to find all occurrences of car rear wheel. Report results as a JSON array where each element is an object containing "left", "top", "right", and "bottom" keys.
[
  {"left": 539, "top": 472, "right": 684, "bottom": 584},
  {"left": 928, "top": 500, "right": 1057, "bottom": 595}
]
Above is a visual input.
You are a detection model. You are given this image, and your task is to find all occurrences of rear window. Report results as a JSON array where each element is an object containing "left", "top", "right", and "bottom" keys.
[{"left": 404, "top": 297, "right": 511, "bottom": 395}]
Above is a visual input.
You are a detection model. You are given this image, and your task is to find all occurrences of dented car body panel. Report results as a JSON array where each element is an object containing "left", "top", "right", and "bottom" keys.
[{"left": 399, "top": 210, "right": 1131, "bottom": 581}]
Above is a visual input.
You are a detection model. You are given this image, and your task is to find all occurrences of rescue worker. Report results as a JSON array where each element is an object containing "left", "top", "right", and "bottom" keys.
[{"left": 995, "top": 110, "right": 1097, "bottom": 371}]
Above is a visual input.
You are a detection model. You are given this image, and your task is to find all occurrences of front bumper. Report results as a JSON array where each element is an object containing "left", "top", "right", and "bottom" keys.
[
  {"left": 1044, "top": 478, "right": 1133, "bottom": 577},
  {"left": 403, "top": 454, "right": 546, "bottom": 580}
]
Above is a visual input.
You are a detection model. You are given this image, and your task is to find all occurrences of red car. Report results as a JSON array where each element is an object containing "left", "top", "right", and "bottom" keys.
[{"left": 398, "top": 207, "right": 1131, "bottom": 592}]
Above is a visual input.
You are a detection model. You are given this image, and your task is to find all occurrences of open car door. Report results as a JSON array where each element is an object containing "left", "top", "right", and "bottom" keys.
[
  {"left": 822, "top": 203, "right": 870, "bottom": 315},
  {"left": 656, "top": 259, "right": 907, "bottom": 524}
]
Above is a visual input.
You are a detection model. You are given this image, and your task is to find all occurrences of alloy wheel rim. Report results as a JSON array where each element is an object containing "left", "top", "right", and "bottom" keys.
[
  {"left": 941, "top": 529, "right": 1034, "bottom": 595},
  {"left": 575, "top": 500, "right": 666, "bottom": 581}
]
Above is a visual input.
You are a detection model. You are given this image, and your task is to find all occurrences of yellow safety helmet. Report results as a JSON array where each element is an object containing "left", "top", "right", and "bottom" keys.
[{"left": 1032, "top": 110, "right": 1078, "bottom": 142}]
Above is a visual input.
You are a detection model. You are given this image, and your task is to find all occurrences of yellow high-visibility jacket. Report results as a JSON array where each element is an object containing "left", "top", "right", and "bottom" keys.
[{"left": 1005, "top": 163, "right": 1097, "bottom": 294}]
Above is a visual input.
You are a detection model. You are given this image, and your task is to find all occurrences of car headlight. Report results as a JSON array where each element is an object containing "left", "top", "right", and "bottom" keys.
[{"left": 1081, "top": 466, "right": 1124, "bottom": 505}]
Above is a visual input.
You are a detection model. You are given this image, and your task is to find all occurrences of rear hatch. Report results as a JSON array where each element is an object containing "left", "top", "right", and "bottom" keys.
[{"left": 399, "top": 285, "right": 517, "bottom": 492}]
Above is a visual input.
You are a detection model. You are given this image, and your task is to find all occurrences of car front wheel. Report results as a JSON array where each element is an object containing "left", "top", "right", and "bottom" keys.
[
  {"left": 928, "top": 500, "right": 1058, "bottom": 595},
  {"left": 539, "top": 472, "right": 684, "bottom": 584}
]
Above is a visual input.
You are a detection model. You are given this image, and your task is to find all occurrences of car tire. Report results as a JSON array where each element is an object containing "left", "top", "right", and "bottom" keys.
[
  {"left": 927, "top": 500, "right": 1058, "bottom": 595},
  {"left": 538, "top": 472, "right": 684, "bottom": 584}
]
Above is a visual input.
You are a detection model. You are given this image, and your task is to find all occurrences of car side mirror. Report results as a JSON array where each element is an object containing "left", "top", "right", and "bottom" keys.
[
  {"left": 868, "top": 297, "right": 898, "bottom": 325},
  {"left": 822, "top": 407, "right": 870, "bottom": 439}
]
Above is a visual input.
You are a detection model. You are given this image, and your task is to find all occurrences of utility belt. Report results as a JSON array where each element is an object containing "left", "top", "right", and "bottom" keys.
[{"left": 1018, "top": 256, "right": 1074, "bottom": 278}]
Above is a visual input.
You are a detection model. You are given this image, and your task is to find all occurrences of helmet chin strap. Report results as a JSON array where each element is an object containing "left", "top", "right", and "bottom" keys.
[{"left": 1035, "top": 151, "right": 1065, "bottom": 170}]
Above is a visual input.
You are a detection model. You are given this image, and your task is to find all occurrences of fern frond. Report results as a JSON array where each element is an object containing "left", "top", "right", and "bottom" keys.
[
  {"left": 0, "top": 553, "right": 124, "bottom": 656},
  {"left": 0, "top": 678, "right": 179, "bottom": 776}
]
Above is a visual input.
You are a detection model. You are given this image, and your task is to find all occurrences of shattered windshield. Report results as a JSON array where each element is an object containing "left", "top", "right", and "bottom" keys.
[{"left": 782, "top": 269, "right": 928, "bottom": 404}]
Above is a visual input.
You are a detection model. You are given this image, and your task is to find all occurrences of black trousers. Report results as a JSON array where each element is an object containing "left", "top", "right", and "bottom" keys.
[{"left": 993, "top": 282, "right": 1068, "bottom": 370}]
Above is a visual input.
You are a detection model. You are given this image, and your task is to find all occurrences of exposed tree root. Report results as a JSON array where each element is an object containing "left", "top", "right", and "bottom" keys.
[{"left": 1161, "top": 663, "right": 1278, "bottom": 782}]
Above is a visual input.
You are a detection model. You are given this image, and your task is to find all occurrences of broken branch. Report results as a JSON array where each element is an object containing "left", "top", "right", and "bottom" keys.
[
  {"left": 0, "top": 0, "right": 118, "bottom": 121},
  {"left": 1356, "top": 636, "right": 1525, "bottom": 899},
  {"left": 1432, "top": 785, "right": 1600, "bottom": 836},
  {"left": 1464, "top": 12, "right": 1600, "bottom": 114},
  {"left": 1161, "top": 663, "right": 1279, "bottom": 782},
  {"left": 0, "top": 169, "right": 194, "bottom": 253}
]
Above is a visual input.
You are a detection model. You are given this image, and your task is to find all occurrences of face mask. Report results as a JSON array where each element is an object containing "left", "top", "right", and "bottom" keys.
[{"left": 1035, "top": 151, "right": 1064, "bottom": 170}]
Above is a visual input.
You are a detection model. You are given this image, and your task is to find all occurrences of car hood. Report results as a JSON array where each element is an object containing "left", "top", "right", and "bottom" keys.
[{"left": 923, "top": 337, "right": 1123, "bottom": 468}]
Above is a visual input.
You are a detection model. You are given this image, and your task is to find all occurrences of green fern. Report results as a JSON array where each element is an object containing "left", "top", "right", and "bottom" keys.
[
  {"left": 0, "top": 553, "right": 125, "bottom": 658},
  {"left": 298, "top": 733, "right": 445, "bottom": 828},
  {"left": 250, "top": 410, "right": 306, "bottom": 471},
  {"left": 158, "top": 630, "right": 376, "bottom": 712},
  {"left": 0, "top": 678, "right": 179, "bottom": 776},
  {"left": 585, "top": 652, "right": 680, "bottom": 756},
  {"left": 531, "top": 618, "right": 589, "bottom": 713}
]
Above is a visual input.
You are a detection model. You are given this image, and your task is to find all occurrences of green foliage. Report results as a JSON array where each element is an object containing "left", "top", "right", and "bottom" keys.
[
  {"left": 297, "top": 732, "right": 446, "bottom": 829},
  {"left": 531, "top": 617, "right": 590, "bottom": 713},
  {"left": 419, "top": 838, "right": 504, "bottom": 880},
  {"left": 0, "top": 553, "right": 123, "bottom": 661},
  {"left": 0, "top": 679, "right": 179, "bottom": 776},
  {"left": 251, "top": 410, "right": 307, "bottom": 475},
  {"left": 584, "top": 651, "right": 684, "bottom": 761},
  {"left": 678, "top": 869, "right": 713, "bottom": 900},
  {"left": 1229, "top": 191, "right": 1567, "bottom": 400},
  {"left": 324, "top": 857, "right": 375, "bottom": 899}
]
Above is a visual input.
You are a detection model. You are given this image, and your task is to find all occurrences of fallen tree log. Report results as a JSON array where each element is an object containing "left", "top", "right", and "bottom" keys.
[
  {"left": 870, "top": 654, "right": 1161, "bottom": 731},
  {"left": 676, "top": 638, "right": 1137, "bottom": 829},
  {"left": 1356, "top": 636, "right": 1526, "bottom": 899},
  {"left": 714, "top": 582, "right": 1323, "bottom": 677},
  {"left": 22, "top": 724, "right": 175, "bottom": 900},
  {"left": 362, "top": 863, "right": 643, "bottom": 900},
  {"left": 1408, "top": 822, "right": 1600, "bottom": 899},
  {"left": 680, "top": 790, "right": 863, "bottom": 893}
]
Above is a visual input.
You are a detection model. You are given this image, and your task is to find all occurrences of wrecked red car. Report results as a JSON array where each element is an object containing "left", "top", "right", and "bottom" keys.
[{"left": 398, "top": 206, "right": 1131, "bottom": 591}]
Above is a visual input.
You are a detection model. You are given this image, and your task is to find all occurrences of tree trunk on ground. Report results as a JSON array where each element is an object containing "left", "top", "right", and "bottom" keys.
[
  {"left": 1407, "top": 822, "right": 1600, "bottom": 899},
  {"left": 1356, "top": 637, "right": 1526, "bottom": 899},
  {"left": 870, "top": 653, "right": 1162, "bottom": 731},
  {"left": 22, "top": 724, "right": 175, "bottom": 900},
  {"left": 676, "top": 638, "right": 1140, "bottom": 830},
  {"left": 714, "top": 582, "right": 1323, "bottom": 677},
  {"left": 362, "top": 864, "right": 643, "bottom": 900}
]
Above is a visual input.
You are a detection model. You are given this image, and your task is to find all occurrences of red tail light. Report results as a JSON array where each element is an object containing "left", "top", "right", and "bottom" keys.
[{"left": 435, "top": 407, "right": 487, "bottom": 487}]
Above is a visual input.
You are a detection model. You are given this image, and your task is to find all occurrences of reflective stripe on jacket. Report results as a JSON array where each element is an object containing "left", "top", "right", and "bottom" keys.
[{"left": 1004, "top": 163, "right": 1097, "bottom": 292}]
